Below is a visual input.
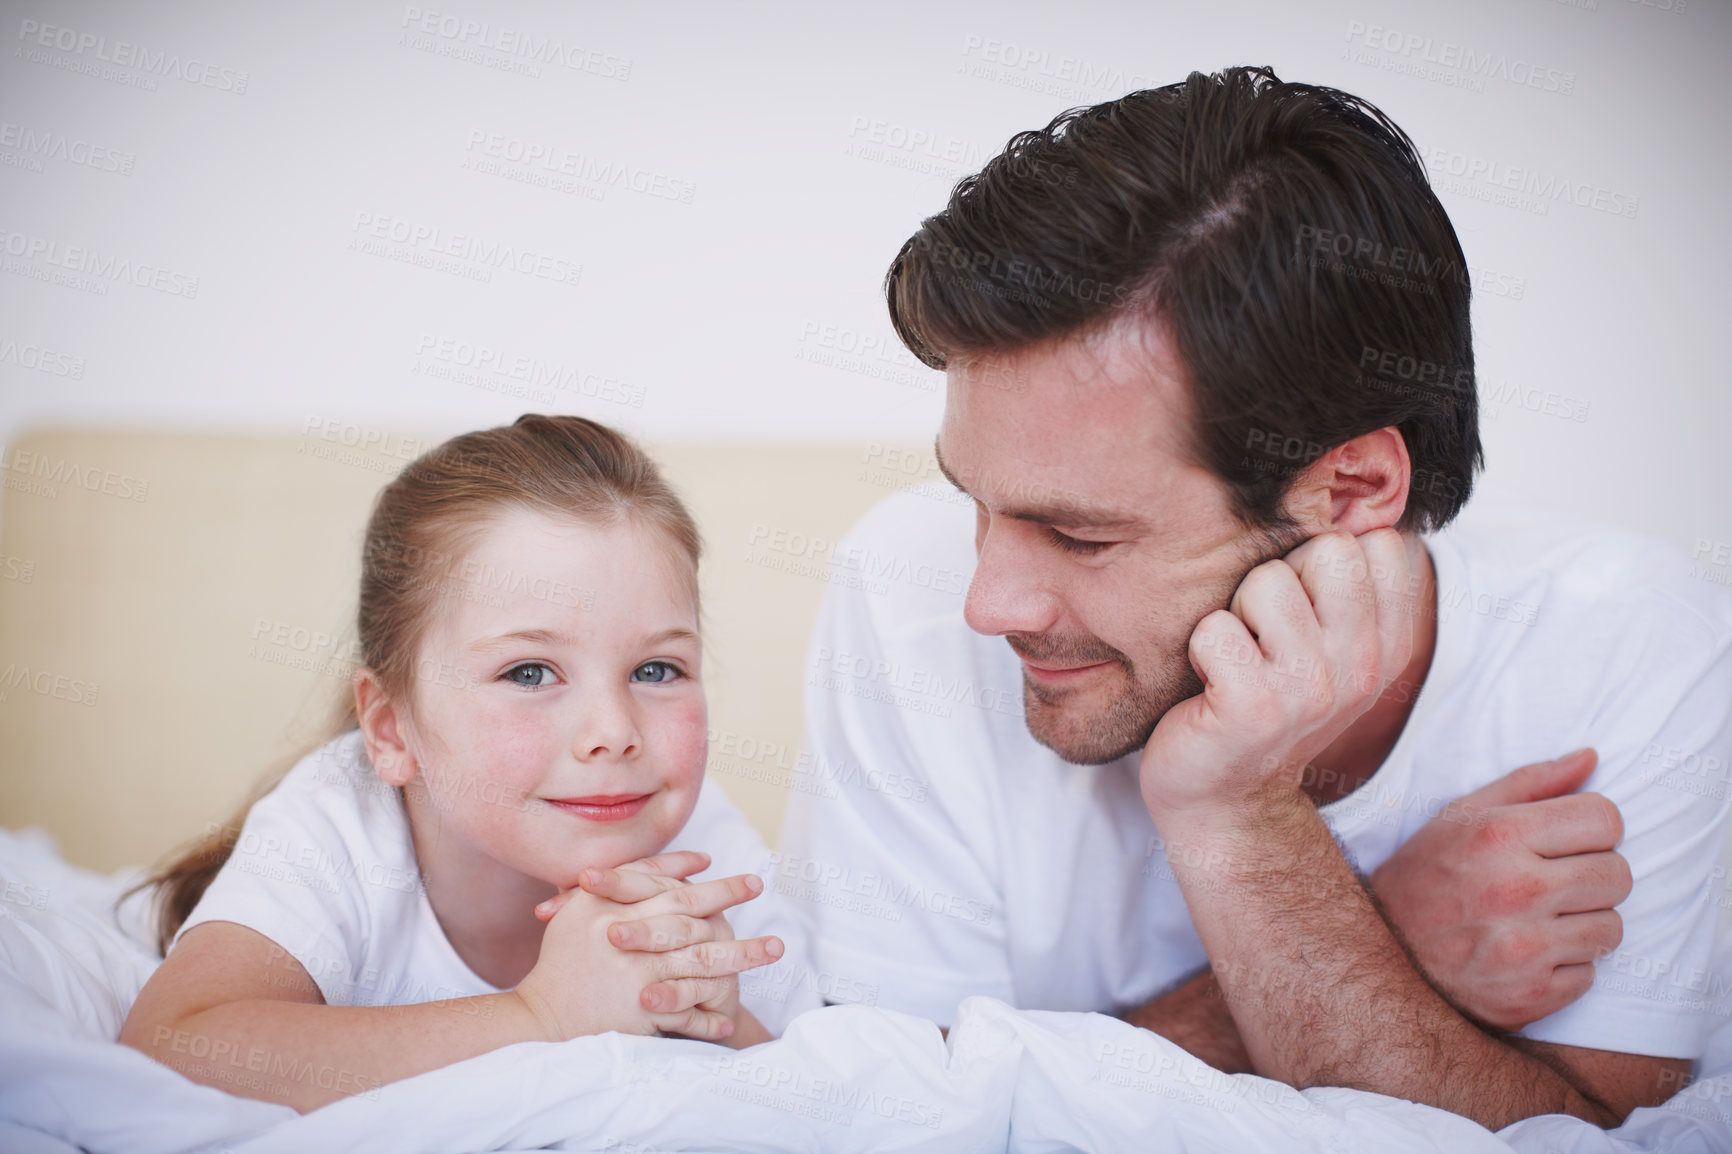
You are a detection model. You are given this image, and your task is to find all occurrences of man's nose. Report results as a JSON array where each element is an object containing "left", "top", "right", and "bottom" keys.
[{"left": 963, "top": 522, "right": 1060, "bottom": 638}]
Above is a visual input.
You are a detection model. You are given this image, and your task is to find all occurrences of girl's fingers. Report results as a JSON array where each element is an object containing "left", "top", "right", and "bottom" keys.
[
  {"left": 637, "top": 873, "right": 766, "bottom": 920},
  {"left": 607, "top": 913, "right": 718, "bottom": 953},
  {"left": 642, "top": 975, "right": 738, "bottom": 1015},
  {"left": 577, "top": 865, "right": 683, "bottom": 904},
  {"left": 533, "top": 889, "right": 576, "bottom": 922},
  {"left": 618, "top": 850, "right": 711, "bottom": 881},
  {"left": 659, "top": 935, "right": 784, "bottom": 980},
  {"left": 574, "top": 851, "right": 714, "bottom": 906},
  {"left": 648, "top": 1004, "right": 736, "bottom": 1043},
  {"left": 535, "top": 856, "right": 741, "bottom": 921}
]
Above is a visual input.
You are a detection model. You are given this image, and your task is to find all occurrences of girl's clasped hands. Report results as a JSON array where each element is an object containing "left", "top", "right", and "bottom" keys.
[{"left": 519, "top": 850, "right": 783, "bottom": 1046}]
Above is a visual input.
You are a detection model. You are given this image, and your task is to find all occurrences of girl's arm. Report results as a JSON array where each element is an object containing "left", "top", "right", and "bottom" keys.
[
  {"left": 120, "top": 921, "right": 546, "bottom": 1113},
  {"left": 121, "top": 871, "right": 782, "bottom": 1113}
]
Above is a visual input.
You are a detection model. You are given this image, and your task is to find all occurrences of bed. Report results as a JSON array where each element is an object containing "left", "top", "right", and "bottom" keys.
[
  {"left": 3, "top": 824, "right": 1730, "bottom": 1152},
  {"left": 3, "top": 431, "right": 1729, "bottom": 1151}
]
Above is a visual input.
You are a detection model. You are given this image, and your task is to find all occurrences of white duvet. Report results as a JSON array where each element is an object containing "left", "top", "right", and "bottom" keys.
[{"left": 3, "top": 827, "right": 1728, "bottom": 1154}]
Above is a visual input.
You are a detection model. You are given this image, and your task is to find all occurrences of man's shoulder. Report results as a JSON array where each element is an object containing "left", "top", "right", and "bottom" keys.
[
  {"left": 1436, "top": 487, "right": 1732, "bottom": 641},
  {"left": 807, "top": 485, "right": 1038, "bottom": 782},
  {"left": 1413, "top": 489, "right": 1732, "bottom": 783},
  {"left": 838, "top": 483, "right": 977, "bottom": 565},
  {"left": 824, "top": 485, "right": 979, "bottom": 629}
]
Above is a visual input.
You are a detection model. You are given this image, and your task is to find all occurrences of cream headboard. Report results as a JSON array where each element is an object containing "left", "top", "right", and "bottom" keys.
[{"left": 0, "top": 429, "right": 932, "bottom": 873}]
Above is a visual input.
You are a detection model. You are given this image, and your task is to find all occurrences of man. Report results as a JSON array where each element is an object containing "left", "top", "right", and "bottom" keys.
[{"left": 778, "top": 67, "right": 1732, "bottom": 1131}]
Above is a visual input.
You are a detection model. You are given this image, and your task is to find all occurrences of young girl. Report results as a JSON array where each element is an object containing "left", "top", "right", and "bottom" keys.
[{"left": 119, "top": 415, "right": 819, "bottom": 1111}]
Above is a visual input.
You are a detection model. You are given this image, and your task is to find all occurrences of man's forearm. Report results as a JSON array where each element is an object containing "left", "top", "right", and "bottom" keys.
[
  {"left": 1155, "top": 792, "right": 1624, "bottom": 1131},
  {"left": 1122, "top": 968, "right": 1251, "bottom": 1074}
]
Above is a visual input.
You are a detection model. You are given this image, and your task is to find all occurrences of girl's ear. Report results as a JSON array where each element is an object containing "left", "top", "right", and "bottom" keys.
[{"left": 353, "top": 668, "right": 416, "bottom": 787}]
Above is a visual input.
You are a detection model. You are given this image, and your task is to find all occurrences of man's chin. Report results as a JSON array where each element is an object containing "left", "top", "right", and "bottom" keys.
[
  {"left": 1020, "top": 662, "right": 1200, "bottom": 766},
  {"left": 1023, "top": 693, "right": 1157, "bottom": 766}
]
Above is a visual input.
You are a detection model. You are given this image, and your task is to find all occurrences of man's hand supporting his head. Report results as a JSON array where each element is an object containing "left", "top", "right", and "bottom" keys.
[{"left": 1134, "top": 529, "right": 1684, "bottom": 1130}]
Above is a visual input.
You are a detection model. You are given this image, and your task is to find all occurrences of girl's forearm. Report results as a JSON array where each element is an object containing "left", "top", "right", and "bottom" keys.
[{"left": 128, "top": 992, "right": 546, "bottom": 1112}]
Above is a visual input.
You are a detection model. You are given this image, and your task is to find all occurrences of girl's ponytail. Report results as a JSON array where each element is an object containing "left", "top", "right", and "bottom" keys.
[{"left": 132, "top": 697, "right": 356, "bottom": 955}]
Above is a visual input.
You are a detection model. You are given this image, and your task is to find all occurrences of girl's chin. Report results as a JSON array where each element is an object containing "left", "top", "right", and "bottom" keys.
[
  {"left": 524, "top": 801, "right": 695, "bottom": 882},
  {"left": 538, "top": 836, "right": 681, "bottom": 887}
]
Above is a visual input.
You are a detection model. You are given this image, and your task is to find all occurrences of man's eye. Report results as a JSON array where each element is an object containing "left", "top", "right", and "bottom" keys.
[
  {"left": 632, "top": 661, "right": 682, "bottom": 684},
  {"left": 1048, "top": 529, "right": 1112, "bottom": 555},
  {"left": 503, "top": 662, "right": 557, "bottom": 688}
]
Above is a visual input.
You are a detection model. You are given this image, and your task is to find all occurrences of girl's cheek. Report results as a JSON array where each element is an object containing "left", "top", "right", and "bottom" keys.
[
  {"left": 660, "top": 696, "right": 709, "bottom": 788},
  {"left": 461, "top": 684, "right": 558, "bottom": 743},
  {"left": 442, "top": 696, "right": 559, "bottom": 792}
]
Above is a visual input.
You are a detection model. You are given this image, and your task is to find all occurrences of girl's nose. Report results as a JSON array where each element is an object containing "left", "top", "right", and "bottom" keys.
[{"left": 573, "top": 691, "right": 642, "bottom": 762}]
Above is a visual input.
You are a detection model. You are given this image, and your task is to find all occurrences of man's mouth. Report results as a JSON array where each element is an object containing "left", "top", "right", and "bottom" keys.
[
  {"left": 1019, "top": 658, "right": 1115, "bottom": 685},
  {"left": 1007, "top": 635, "right": 1124, "bottom": 689},
  {"left": 545, "top": 793, "right": 653, "bottom": 822}
]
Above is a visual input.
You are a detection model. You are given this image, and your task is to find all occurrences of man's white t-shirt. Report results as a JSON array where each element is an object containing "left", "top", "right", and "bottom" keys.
[
  {"left": 177, "top": 730, "right": 822, "bottom": 1036},
  {"left": 778, "top": 484, "right": 1732, "bottom": 1059}
]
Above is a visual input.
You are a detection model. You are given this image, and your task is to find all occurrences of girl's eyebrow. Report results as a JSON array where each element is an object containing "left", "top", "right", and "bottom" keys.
[
  {"left": 469, "top": 626, "right": 700, "bottom": 652},
  {"left": 469, "top": 627, "right": 576, "bottom": 652}
]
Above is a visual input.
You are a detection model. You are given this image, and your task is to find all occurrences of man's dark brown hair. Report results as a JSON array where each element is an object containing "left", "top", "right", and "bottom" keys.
[{"left": 886, "top": 65, "right": 1482, "bottom": 533}]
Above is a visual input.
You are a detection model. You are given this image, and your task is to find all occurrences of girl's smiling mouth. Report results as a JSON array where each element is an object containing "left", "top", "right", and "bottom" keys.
[{"left": 544, "top": 793, "right": 654, "bottom": 822}]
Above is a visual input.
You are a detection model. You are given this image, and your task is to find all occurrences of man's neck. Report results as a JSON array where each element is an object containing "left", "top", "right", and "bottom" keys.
[{"left": 1303, "top": 534, "right": 1438, "bottom": 806}]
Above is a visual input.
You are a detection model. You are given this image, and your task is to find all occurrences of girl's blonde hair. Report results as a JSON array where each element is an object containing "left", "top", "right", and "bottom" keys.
[{"left": 135, "top": 414, "right": 701, "bottom": 954}]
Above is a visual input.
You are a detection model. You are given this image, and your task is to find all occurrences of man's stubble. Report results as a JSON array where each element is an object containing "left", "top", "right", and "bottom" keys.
[{"left": 1014, "top": 522, "right": 1305, "bottom": 766}]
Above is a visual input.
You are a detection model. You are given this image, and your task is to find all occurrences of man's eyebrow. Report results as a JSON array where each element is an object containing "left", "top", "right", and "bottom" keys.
[
  {"left": 933, "top": 437, "right": 1145, "bottom": 532},
  {"left": 1009, "top": 502, "right": 1144, "bottom": 532}
]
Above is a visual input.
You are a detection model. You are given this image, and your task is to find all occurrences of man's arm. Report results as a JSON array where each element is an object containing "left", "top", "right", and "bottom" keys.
[
  {"left": 1122, "top": 967, "right": 1250, "bottom": 1073},
  {"left": 1138, "top": 529, "right": 1685, "bottom": 1130},
  {"left": 1127, "top": 750, "right": 1632, "bottom": 1070},
  {"left": 1128, "top": 962, "right": 1684, "bottom": 1125},
  {"left": 1156, "top": 793, "right": 1683, "bottom": 1128}
]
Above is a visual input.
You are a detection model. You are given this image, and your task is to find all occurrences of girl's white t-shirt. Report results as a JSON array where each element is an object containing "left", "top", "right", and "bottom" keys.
[{"left": 176, "top": 730, "right": 822, "bottom": 1036}]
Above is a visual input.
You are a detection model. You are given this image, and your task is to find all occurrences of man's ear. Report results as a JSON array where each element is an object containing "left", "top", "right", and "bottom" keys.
[
  {"left": 353, "top": 668, "right": 417, "bottom": 788},
  {"left": 1283, "top": 427, "right": 1412, "bottom": 537}
]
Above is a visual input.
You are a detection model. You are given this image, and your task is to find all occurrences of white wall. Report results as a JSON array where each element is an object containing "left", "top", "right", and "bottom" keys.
[{"left": 2, "top": 0, "right": 1727, "bottom": 574}]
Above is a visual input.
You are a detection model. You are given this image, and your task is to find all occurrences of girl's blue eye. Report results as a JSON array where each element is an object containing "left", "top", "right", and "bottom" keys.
[
  {"left": 503, "top": 662, "right": 556, "bottom": 688},
  {"left": 632, "top": 661, "right": 680, "bottom": 684}
]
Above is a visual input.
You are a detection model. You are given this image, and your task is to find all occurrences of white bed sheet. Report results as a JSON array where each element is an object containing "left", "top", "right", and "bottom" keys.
[{"left": 2, "top": 827, "right": 1727, "bottom": 1154}]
